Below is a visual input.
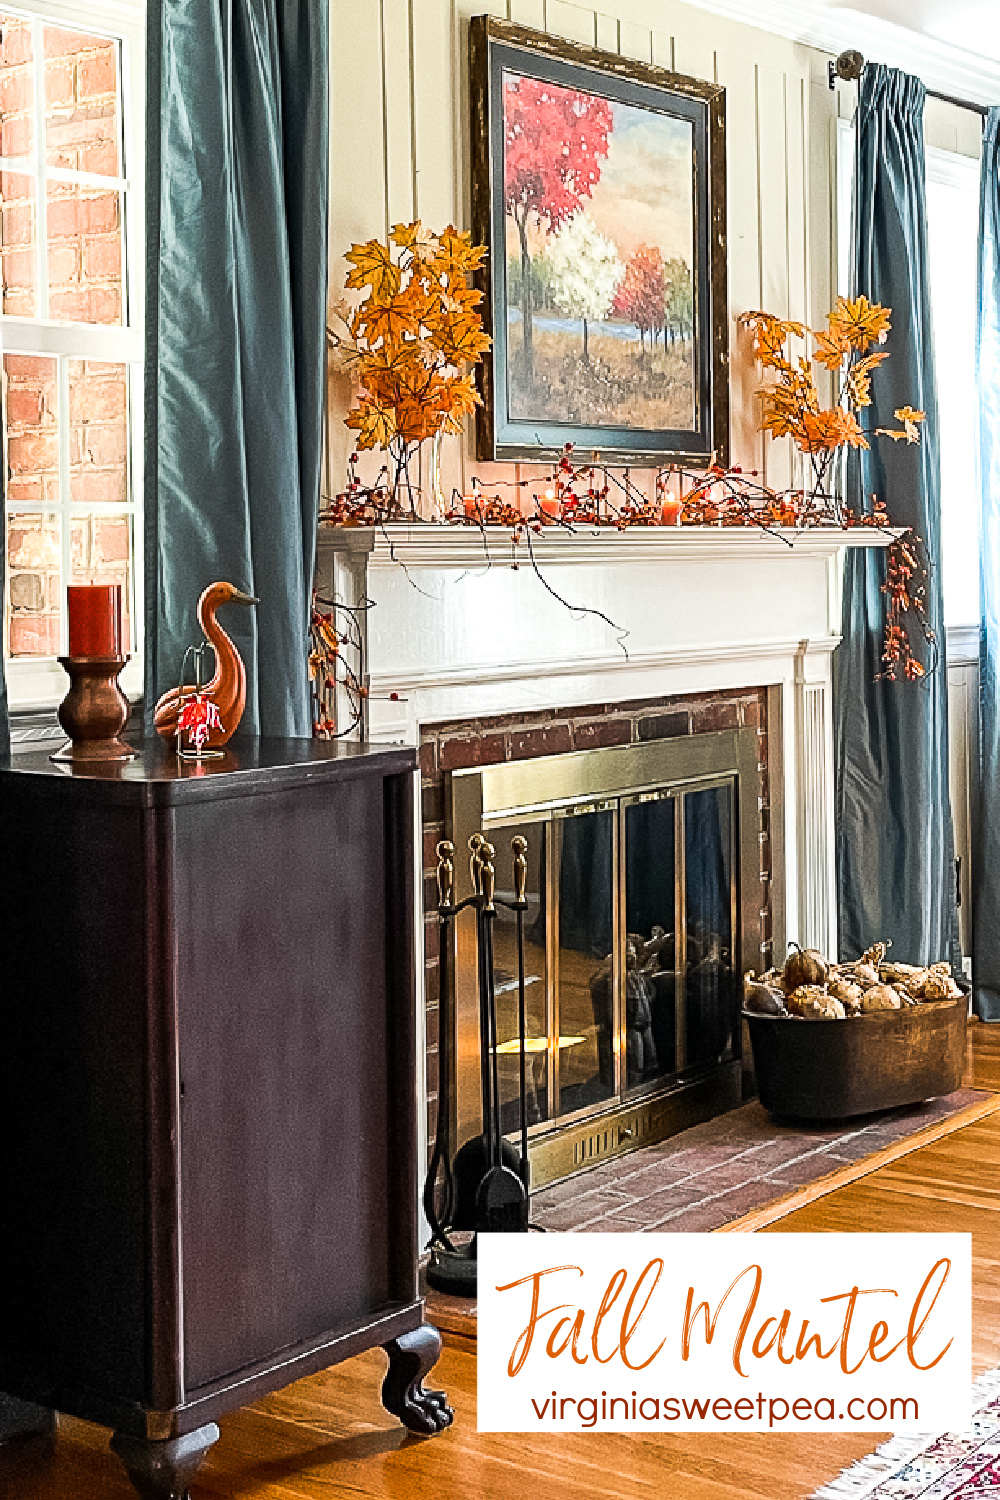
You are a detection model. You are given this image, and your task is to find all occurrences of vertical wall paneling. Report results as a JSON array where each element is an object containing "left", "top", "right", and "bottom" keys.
[
  {"left": 757, "top": 67, "right": 789, "bottom": 321},
  {"left": 381, "top": 0, "right": 416, "bottom": 231},
  {"left": 808, "top": 79, "right": 837, "bottom": 409},
  {"left": 784, "top": 74, "right": 807, "bottom": 329},
  {"left": 327, "top": 3, "right": 387, "bottom": 493},
  {"left": 595, "top": 13, "right": 618, "bottom": 53},
  {"left": 650, "top": 30, "right": 674, "bottom": 73},
  {"left": 325, "top": 0, "right": 852, "bottom": 509},
  {"left": 756, "top": 64, "right": 792, "bottom": 492},
  {"left": 617, "top": 18, "right": 651, "bottom": 62},
  {"left": 329, "top": 6, "right": 386, "bottom": 250},
  {"left": 664, "top": 14, "right": 716, "bottom": 83},
  {"left": 508, "top": 0, "right": 546, "bottom": 29},
  {"left": 411, "top": 0, "right": 456, "bottom": 228},
  {"left": 784, "top": 70, "right": 808, "bottom": 494},
  {"left": 716, "top": 48, "right": 761, "bottom": 469},
  {"left": 546, "top": 0, "right": 596, "bottom": 46},
  {"left": 412, "top": 0, "right": 466, "bottom": 508}
]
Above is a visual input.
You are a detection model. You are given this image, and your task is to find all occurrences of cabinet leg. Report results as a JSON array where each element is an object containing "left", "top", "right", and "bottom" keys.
[
  {"left": 110, "top": 1423, "right": 219, "bottom": 1500},
  {"left": 0, "top": 1393, "right": 55, "bottom": 1443},
  {"left": 381, "top": 1325, "right": 453, "bottom": 1435}
]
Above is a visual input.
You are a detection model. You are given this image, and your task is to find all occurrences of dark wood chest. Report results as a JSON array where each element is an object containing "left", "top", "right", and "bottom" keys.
[{"left": 0, "top": 738, "right": 447, "bottom": 1492}]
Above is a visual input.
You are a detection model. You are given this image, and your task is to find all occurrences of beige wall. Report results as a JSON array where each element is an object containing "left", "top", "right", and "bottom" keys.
[{"left": 326, "top": 0, "right": 855, "bottom": 509}]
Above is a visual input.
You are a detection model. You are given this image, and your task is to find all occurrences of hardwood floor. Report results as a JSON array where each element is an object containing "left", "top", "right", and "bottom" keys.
[
  {"left": 4, "top": 1020, "right": 999, "bottom": 1500},
  {"left": 966, "top": 1015, "right": 1000, "bottom": 1091}
]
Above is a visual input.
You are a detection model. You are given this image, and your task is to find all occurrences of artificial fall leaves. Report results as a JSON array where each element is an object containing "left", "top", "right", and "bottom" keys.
[
  {"left": 739, "top": 297, "right": 924, "bottom": 457},
  {"left": 329, "top": 221, "right": 491, "bottom": 452}
]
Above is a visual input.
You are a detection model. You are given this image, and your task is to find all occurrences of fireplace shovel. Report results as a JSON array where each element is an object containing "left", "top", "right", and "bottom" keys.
[{"left": 424, "top": 839, "right": 479, "bottom": 1297}]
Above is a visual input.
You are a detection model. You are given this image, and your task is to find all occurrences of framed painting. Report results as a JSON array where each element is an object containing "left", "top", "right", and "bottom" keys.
[{"left": 469, "top": 16, "right": 728, "bottom": 468}]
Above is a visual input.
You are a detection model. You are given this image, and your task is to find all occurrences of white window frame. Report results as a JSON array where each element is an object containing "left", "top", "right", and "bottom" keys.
[
  {"left": 835, "top": 116, "right": 982, "bottom": 643},
  {"left": 1, "top": 0, "right": 144, "bottom": 710},
  {"left": 925, "top": 142, "right": 981, "bottom": 635}
]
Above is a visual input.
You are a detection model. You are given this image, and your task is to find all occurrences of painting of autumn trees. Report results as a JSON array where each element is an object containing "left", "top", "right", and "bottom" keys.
[{"left": 502, "top": 68, "right": 696, "bottom": 432}]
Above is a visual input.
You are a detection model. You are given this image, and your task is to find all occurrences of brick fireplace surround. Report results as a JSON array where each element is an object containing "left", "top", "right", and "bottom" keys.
[{"left": 418, "top": 686, "right": 774, "bottom": 1153}]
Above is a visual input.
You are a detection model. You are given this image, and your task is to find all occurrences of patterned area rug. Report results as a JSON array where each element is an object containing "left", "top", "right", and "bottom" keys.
[{"left": 814, "top": 1371, "right": 1000, "bottom": 1498}]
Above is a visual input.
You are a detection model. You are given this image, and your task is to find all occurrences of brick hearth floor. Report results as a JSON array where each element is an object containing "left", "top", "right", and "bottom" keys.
[{"left": 528, "top": 1088, "right": 986, "bottom": 1233}]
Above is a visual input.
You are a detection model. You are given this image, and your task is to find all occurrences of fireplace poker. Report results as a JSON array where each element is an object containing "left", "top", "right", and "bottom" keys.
[
  {"left": 476, "top": 840, "right": 528, "bottom": 1231},
  {"left": 468, "top": 833, "right": 491, "bottom": 1146},
  {"left": 423, "top": 841, "right": 457, "bottom": 1248},
  {"left": 511, "top": 835, "right": 530, "bottom": 1191},
  {"left": 481, "top": 842, "right": 502, "bottom": 1172}
]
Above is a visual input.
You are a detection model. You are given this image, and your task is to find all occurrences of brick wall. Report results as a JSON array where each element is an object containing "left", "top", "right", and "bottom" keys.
[
  {"left": 2, "top": 17, "right": 130, "bottom": 658},
  {"left": 5, "top": 353, "right": 131, "bottom": 656},
  {"left": 1, "top": 19, "right": 122, "bottom": 323},
  {"left": 419, "top": 687, "right": 774, "bottom": 1153}
]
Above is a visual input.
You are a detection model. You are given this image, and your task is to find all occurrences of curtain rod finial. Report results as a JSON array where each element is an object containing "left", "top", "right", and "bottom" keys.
[{"left": 830, "top": 49, "right": 866, "bottom": 87}]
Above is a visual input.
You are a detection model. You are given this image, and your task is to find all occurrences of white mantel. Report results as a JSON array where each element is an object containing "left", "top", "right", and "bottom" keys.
[{"left": 316, "top": 524, "right": 894, "bottom": 962}]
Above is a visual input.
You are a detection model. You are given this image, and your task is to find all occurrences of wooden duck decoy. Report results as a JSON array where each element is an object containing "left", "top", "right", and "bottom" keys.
[{"left": 154, "top": 581, "right": 258, "bottom": 748}]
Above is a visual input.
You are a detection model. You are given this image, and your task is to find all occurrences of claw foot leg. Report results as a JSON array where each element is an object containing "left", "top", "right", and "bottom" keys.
[
  {"left": 110, "top": 1423, "right": 219, "bottom": 1500},
  {"left": 381, "top": 1325, "right": 453, "bottom": 1435},
  {"left": 0, "top": 1393, "right": 55, "bottom": 1443}
]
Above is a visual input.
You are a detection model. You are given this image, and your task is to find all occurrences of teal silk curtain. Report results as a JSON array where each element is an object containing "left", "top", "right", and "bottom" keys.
[
  {"left": 974, "top": 108, "right": 1000, "bottom": 1019},
  {"left": 834, "top": 65, "right": 959, "bottom": 965},
  {"left": 145, "top": 0, "right": 328, "bottom": 736}
]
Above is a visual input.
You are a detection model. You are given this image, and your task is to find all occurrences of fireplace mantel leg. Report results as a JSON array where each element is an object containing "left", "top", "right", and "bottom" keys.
[
  {"left": 110, "top": 1423, "right": 220, "bottom": 1500},
  {"left": 381, "top": 1325, "right": 453, "bottom": 1434}
]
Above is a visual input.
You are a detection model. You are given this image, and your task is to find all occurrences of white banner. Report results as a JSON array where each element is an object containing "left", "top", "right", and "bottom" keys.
[{"left": 477, "top": 1232, "right": 971, "bottom": 1433}]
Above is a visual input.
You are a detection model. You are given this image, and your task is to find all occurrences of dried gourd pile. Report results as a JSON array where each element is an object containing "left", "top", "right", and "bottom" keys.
[{"left": 744, "top": 942, "right": 964, "bottom": 1021}]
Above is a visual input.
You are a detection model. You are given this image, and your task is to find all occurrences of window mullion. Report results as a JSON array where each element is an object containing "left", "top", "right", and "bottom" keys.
[
  {"left": 58, "top": 353, "right": 71, "bottom": 652},
  {"left": 31, "top": 14, "right": 48, "bottom": 319}
]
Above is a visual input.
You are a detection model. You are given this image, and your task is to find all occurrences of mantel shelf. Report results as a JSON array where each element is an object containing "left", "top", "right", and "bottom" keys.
[{"left": 316, "top": 524, "right": 899, "bottom": 570}]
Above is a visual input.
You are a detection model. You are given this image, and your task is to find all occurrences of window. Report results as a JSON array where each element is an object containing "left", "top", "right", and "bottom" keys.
[
  {"left": 836, "top": 119, "right": 980, "bottom": 632},
  {"left": 1, "top": 0, "right": 144, "bottom": 710},
  {"left": 925, "top": 146, "right": 980, "bottom": 630}
]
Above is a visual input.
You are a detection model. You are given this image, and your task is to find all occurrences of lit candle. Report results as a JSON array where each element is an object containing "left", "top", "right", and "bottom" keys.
[
  {"left": 463, "top": 479, "right": 482, "bottom": 520},
  {"left": 67, "top": 583, "right": 121, "bottom": 658},
  {"left": 660, "top": 496, "right": 682, "bottom": 526},
  {"left": 539, "top": 488, "right": 561, "bottom": 523}
]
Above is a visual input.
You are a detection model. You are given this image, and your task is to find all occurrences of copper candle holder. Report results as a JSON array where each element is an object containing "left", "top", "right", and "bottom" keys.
[{"left": 51, "top": 655, "right": 136, "bottom": 764}]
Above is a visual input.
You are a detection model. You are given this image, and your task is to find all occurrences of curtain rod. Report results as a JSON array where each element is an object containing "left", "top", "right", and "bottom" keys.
[{"left": 829, "top": 49, "right": 990, "bottom": 120}]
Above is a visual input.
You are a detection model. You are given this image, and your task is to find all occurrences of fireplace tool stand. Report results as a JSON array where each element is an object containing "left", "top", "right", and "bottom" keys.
[{"left": 424, "top": 834, "right": 532, "bottom": 1297}]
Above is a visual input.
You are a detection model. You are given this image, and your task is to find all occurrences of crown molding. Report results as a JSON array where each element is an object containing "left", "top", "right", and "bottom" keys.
[{"left": 683, "top": 0, "right": 1000, "bottom": 109}]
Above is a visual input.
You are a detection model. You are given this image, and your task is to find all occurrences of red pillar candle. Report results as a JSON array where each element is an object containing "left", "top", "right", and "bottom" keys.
[
  {"left": 538, "top": 489, "right": 561, "bottom": 523},
  {"left": 660, "top": 496, "right": 682, "bottom": 526},
  {"left": 67, "top": 584, "right": 121, "bottom": 658}
]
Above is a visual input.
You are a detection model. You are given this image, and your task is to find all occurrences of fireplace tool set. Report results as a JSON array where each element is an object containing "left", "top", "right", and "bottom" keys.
[{"left": 424, "top": 833, "right": 533, "bottom": 1297}]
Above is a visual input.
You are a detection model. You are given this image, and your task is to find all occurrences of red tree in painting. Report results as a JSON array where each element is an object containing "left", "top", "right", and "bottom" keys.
[
  {"left": 504, "top": 75, "right": 613, "bottom": 379},
  {"left": 613, "top": 244, "right": 665, "bottom": 352}
]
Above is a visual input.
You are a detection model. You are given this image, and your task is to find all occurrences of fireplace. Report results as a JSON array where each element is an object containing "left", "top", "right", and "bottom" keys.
[
  {"left": 315, "top": 522, "right": 891, "bottom": 1199},
  {"left": 445, "top": 725, "right": 765, "bottom": 1186}
]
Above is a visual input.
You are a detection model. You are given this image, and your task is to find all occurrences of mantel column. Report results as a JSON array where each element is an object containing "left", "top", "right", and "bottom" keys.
[{"left": 791, "top": 641, "right": 839, "bottom": 959}]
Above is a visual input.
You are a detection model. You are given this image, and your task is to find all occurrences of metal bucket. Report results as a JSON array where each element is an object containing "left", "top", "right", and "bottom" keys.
[{"left": 743, "top": 996, "right": 967, "bottom": 1120}]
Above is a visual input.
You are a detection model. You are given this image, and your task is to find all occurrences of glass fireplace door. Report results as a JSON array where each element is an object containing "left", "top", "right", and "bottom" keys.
[{"left": 484, "top": 775, "right": 737, "bottom": 1136}]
